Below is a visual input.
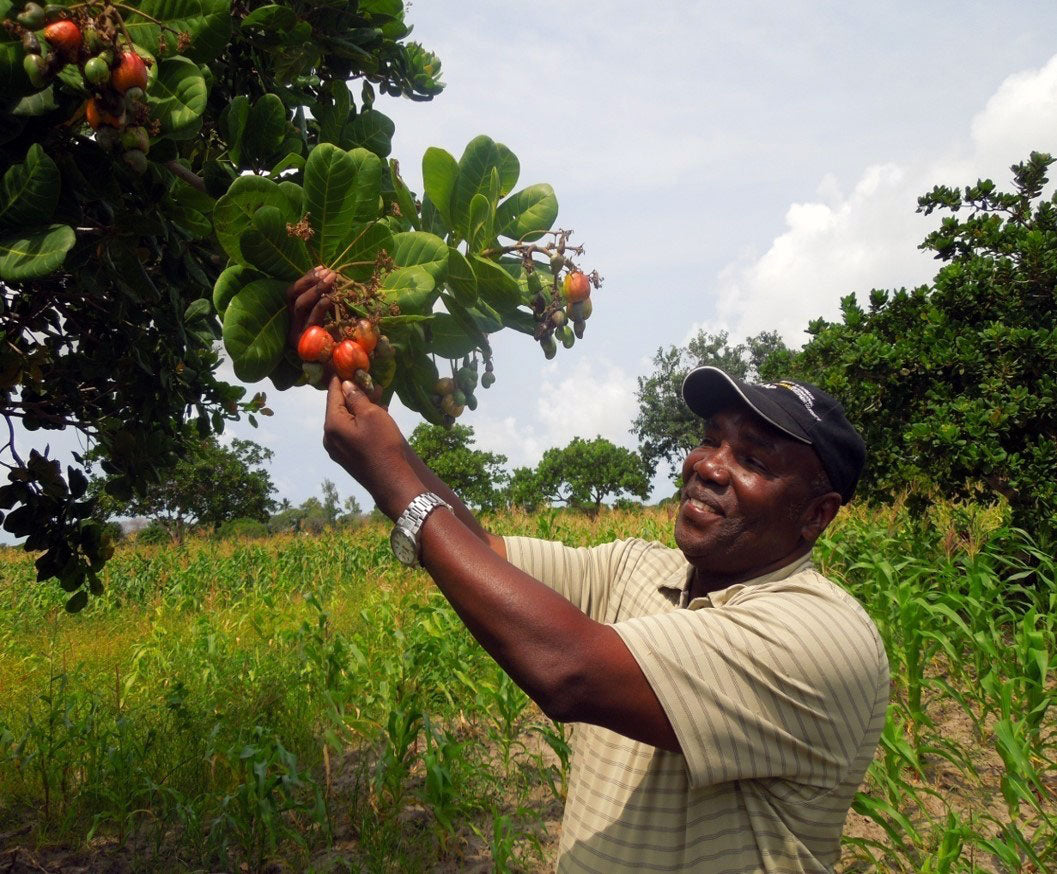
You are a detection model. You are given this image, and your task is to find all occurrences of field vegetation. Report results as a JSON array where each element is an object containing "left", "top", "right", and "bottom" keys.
[{"left": 0, "top": 504, "right": 1054, "bottom": 872}]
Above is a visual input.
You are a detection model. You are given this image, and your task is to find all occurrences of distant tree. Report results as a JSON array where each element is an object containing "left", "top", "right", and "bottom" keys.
[
  {"left": 409, "top": 423, "right": 509, "bottom": 511},
  {"left": 632, "top": 329, "right": 789, "bottom": 477},
  {"left": 267, "top": 506, "right": 302, "bottom": 535},
  {"left": 786, "top": 152, "right": 1057, "bottom": 536},
  {"left": 91, "top": 437, "right": 276, "bottom": 543},
  {"left": 289, "top": 497, "right": 328, "bottom": 535},
  {"left": 321, "top": 479, "right": 341, "bottom": 525},
  {"left": 339, "top": 495, "right": 363, "bottom": 526},
  {"left": 505, "top": 466, "right": 543, "bottom": 512},
  {"left": 533, "top": 436, "right": 649, "bottom": 516}
]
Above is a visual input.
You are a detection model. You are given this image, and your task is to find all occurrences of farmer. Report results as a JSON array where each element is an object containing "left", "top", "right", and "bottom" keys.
[{"left": 289, "top": 272, "right": 889, "bottom": 873}]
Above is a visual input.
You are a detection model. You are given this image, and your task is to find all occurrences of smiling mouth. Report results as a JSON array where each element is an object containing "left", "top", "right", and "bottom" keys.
[{"left": 683, "top": 495, "right": 723, "bottom": 516}]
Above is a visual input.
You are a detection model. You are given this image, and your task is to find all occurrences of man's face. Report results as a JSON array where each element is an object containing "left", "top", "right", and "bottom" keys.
[{"left": 674, "top": 405, "right": 828, "bottom": 583}]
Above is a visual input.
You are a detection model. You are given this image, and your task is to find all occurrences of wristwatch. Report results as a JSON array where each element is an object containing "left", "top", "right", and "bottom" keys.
[{"left": 390, "top": 492, "right": 452, "bottom": 566}]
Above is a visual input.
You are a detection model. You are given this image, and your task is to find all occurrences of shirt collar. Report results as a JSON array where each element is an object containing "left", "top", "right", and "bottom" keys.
[{"left": 658, "top": 553, "right": 815, "bottom": 609}]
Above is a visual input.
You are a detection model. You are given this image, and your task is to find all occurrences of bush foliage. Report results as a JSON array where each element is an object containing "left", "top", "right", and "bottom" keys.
[{"left": 788, "top": 152, "right": 1057, "bottom": 537}]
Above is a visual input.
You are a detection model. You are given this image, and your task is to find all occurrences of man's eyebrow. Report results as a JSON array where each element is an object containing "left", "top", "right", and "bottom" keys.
[
  {"left": 702, "top": 417, "right": 782, "bottom": 453},
  {"left": 741, "top": 429, "right": 779, "bottom": 452}
]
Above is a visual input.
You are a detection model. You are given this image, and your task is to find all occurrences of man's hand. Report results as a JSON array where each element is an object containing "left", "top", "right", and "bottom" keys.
[
  {"left": 322, "top": 376, "right": 424, "bottom": 520},
  {"left": 286, "top": 266, "right": 337, "bottom": 349}
]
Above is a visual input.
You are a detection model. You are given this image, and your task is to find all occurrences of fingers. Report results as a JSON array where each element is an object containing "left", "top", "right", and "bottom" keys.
[
  {"left": 340, "top": 379, "right": 370, "bottom": 417},
  {"left": 325, "top": 374, "right": 350, "bottom": 420},
  {"left": 289, "top": 289, "right": 328, "bottom": 346},
  {"left": 288, "top": 268, "right": 337, "bottom": 346},
  {"left": 306, "top": 293, "right": 332, "bottom": 330},
  {"left": 285, "top": 265, "right": 334, "bottom": 304}
]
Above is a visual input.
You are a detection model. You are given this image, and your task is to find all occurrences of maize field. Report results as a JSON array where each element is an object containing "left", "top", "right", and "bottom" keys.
[{"left": 0, "top": 503, "right": 1054, "bottom": 872}]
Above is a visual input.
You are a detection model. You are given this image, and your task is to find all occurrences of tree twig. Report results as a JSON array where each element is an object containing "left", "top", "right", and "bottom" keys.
[{"left": 165, "top": 160, "right": 207, "bottom": 193}]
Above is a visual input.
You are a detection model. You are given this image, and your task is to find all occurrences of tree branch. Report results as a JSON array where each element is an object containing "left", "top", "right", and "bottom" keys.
[{"left": 165, "top": 161, "right": 207, "bottom": 193}]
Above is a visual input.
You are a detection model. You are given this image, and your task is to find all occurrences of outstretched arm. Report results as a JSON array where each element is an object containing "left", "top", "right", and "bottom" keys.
[
  {"left": 286, "top": 267, "right": 504, "bottom": 557},
  {"left": 321, "top": 376, "right": 678, "bottom": 752}
]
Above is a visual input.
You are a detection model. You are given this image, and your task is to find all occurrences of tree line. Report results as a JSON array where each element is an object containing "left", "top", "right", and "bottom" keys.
[{"left": 89, "top": 423, "right": 651, "bottom": 543}]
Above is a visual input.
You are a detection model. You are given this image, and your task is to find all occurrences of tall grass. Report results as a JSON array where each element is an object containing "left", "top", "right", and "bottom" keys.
[{"left": 0, "top": 503, "right": 1053, "bottom": 872}]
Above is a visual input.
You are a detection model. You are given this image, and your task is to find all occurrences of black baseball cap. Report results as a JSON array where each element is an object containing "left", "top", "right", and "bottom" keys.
[{"left": 681, "top": 366, "right": 866, "bottom": 504}]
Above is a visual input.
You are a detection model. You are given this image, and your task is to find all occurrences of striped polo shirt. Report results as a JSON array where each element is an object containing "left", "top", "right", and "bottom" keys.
[{"left": 503, "top": 536, "right": 889, "bottom": 873}]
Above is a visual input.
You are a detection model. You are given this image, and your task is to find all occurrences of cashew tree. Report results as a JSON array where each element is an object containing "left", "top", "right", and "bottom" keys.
[{"left": 0, "top": 0, "right": 601, "bottom": 607}]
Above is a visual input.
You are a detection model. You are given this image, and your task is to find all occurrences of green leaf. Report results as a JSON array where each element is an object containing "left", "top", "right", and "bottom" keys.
[
  {"left": 466, "top": 192, "right": 493, "bottom": 253},
  {"left": 170, "top": 206, "right": 212, "bottom": 239},
  {"left": 388, "top": 161, "right": 420, "bottom": 230},
  {"left": 494, "top": 142, "right": 520, "bottom": 197},
  {"left": 468, "top": 300, "right": 504, "bottom": 333},
  {"left": 241, "top": 4, "right": 297, "bottom": 31},
  {"left": 148, "top": 57, "right": 208, "bottom": 135},
  {"left": 422, "top": 147, "right": 458, "bottom": 232},
  {"left": 428, "top": 313, "right": 481, "bottom": 358},
  {"left": 0, "top": 224, "right": 76, "bottom": 280},
  {"left": 444, "top": 246, "right": 477, "bottom": 307},
  {"left": 420, "top": 195, "right": 449, "bottom": 237},
  {"left": 495, "top": 184, "right": 558, "bottom": 242},
  {"left": 220, "top": 94, "right": 249, "bottom": 164},
  {"left": 382, "top": 266, "right": 436, "bottom": 315},
  {"left": 0, "top": 144, "right": 60, "bottom": 230},
  {"left": 315, "top": 81, "right": 352, "bottom": 146},
  {"left": 65, "top": 589, "right": 88, "bottom": 613},
  {"left": 452, "top": 135, "right": 501, "bottom": 239},
  {"left": 268, "top": 356, "right": 302, "bottom": 391},
  {"left": 11, "top": 86, "right": 59, "bottom": 117},
  {"left": 470, "top": 255, "right": 521, "bottom": 312},
  {"left": 213, "top": 263, "right": 265, "bottom": 317},
  {"left": 126, "top": 0, "right": 233, "bottom": 64},
  {"left": 379, "top": 314, "right": 433, "bottom": 328},
  {"left": 500, "top": 307, "right": 537, "bottom": 335},
  {"left": 1, "top": 21, "right": 30, "bottom": 110},
  {"left": 344, "top": 108, "right": 395, "bottom": 158},
  {"left": 330, "top": 221, "right": 393, "bottom": 280},
  {"left": 241, "top": 94, "right": 287, "bottom": 166},
  {"left": 184, "top": 297, "right": 212, "bottom": 322},
  {"left": 56, "top": 63, "right": 86, "bottom": 95},
  {"left": 269, "top": 152, "right": 305, "bottom": 179},
  {"left": 304, "top": 144, "right": 382, "bottom": 266},
  {"left": 277, "top": 181, "right": 304, "bottom": 218},
  {"left": 439, "top": 292, "right": 490, "bottom": 351},
  {"left": 240, "top": 205, "right": 312, "bottom": 281},
  {"left": 392, "top": 231, "right": 447, "bottom": 279},
  {"left": 213, "top": 175, "right": 292, "bottom": 265},
  {"left": 222, "top": 278, "right": 290, "bottom": 382},
  {"left": 394, "top": 355, "right": 444, "bottom": 425}
]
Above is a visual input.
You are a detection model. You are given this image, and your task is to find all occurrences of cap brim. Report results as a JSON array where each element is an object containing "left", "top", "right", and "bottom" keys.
[{"left": 681, "top": 366, "right": 811, "bottom": 444}]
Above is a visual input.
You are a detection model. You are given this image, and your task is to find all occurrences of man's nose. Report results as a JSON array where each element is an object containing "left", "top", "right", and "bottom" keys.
[{"left": 692, "top": 448, "right": 730, "bottom": 486}]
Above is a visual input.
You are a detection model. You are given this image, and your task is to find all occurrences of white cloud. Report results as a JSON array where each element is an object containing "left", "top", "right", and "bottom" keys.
[
  {"left": 714, "top": 53, "right": 1057, "bottom": 346},
  {"left": 536, "top": 358, "right": 639, "bottom": 448},
  {"left": 466, "top": 357, "right": 638, "bottom": 469}
]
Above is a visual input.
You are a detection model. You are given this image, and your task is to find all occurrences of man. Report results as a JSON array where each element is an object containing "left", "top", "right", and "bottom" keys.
[{"left": 289, "top": 272, "right": 889, "bottom": 872}]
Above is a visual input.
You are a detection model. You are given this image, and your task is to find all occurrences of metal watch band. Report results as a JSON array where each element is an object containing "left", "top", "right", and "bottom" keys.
[
  {"left": 397, "top": 492, "right": 452, "bottom": 530},
  {"left": 392, "top": 492, "right": 452, "bottom": 565}
]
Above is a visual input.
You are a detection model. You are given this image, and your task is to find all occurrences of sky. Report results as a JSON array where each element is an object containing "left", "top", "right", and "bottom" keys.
[{"left": 11, "top": 1, "right": 1057, "bottom": 526}]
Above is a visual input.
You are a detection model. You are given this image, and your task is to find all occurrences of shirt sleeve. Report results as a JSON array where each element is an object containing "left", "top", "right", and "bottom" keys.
[
  {"left": 611, "top": 576, "right": 889, "bottom": 791},
  {"left": 502, "top": 536, "right": 646, "bottom": 622}
]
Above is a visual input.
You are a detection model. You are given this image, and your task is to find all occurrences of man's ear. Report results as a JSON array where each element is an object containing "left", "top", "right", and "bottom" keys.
[{"left": 800, "top": 491, "right": 842, "bottom": 544}]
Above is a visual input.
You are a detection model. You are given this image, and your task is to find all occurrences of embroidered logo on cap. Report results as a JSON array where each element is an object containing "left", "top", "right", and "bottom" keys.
[{"left": 760, "top": 381, "right": 822, "bottom": 421}]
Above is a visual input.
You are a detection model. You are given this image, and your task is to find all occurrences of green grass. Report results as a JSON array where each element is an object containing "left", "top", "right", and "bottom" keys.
[{"left": 0, "top": 504, "right": 1054, "bottom": 872}]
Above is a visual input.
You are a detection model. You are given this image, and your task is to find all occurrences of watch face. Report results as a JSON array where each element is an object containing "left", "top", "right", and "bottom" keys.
[{"left": 390, "top": 526, "right": 418, "bottom": 565}]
